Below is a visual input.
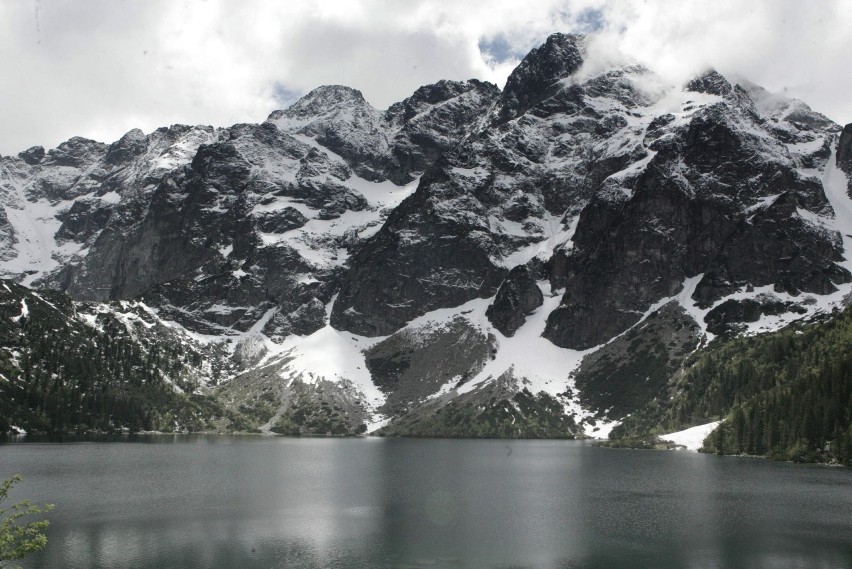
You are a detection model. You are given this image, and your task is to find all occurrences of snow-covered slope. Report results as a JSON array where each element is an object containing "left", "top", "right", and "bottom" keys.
[{"left": 660, "top": 421, "right": 722, "bottom": 451}]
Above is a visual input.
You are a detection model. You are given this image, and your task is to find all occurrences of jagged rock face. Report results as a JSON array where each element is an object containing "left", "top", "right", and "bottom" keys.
[
  {"left": 684, "top": 70, "right": 734, "bottom": 97},
  {"left": 0, "top": 74, "right": 500, "bottom": 344},
  {"left": 40, "top": 124, "right": 366, "bottom": 335},
  {"left": 704, "top": 295, "right": 808, "bottom": 336},
  {"left": 0, "top": 124, "right": 219, "bottom": 289},
  {"left": 386, "top": 79, "right": 501, "bottom": 177},
  {"left": 331, "top": 43, "right": 845, "bottom": 345},
  {"left": 330, "top": 163, "right": 508, "bottom": 336},
  {"left": 267, "top": 81, "right": 500, "bottom": 184},
  {"left": 486, "top": 265, "right": 543, "bottom": 336},
  {"left": 331, "top": 41, "right": 654, "bottom": 337},
  {"left": 498, "top": 33, "right": 585, "bottom": 122},
  {"left": 543, "top": 73, "right": 846, "bottom": 349},
  {"left": 19, "top": 146, "right": 45, "bottom": 165},
  {"left": 267, "top": 85, "right": 396, "bottom": 183},
  {"left": 570, "top": 302, "right": 702, "bottom": 420},
  {"left": 364, "top": 317, "right": 496, "bottom": 415},
  {"left": 838, "top": 123, "right": 852, "bottom": 194},
  {"left": 105, "top": 128, "right": 149, "bottom": 165},
  {"left": 838, "top": 124, "right": 852, "bottom": 168}
]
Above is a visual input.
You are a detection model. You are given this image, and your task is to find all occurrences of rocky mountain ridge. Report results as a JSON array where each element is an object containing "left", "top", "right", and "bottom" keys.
[{"left": 1, "top": 33, "right": 850, "bottom": 440}]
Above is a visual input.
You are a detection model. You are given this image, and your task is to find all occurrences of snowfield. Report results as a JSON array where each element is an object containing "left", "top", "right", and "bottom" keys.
[{"left": 660, "top": 421, "right": 722, "bottom": 451}]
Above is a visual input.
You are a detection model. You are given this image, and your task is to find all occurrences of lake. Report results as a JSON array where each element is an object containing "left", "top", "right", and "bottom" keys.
[{"left": 1, "top": 436, "right": 850, "bottom": 569}]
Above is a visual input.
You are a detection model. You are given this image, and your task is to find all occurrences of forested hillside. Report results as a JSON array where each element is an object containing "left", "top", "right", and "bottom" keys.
[
  {"left": 0, "top": 280, "right": 246, "bottom": 434},
  {"left": 612, "top": 306, "right": 852, "bottom": 464}
]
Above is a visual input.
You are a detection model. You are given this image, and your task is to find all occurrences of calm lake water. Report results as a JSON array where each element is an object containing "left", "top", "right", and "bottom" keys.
[{"left": 1, "top": 436, "right": 850, "bottom": 569}]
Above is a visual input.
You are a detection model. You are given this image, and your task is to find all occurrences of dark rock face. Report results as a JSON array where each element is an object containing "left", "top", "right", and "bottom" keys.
[
  {"left": 486, "top": 265, "right": 543, "bottom": 336},
  {"left": 330, "top": 45, "right": 658, "bottom": 337},
  {"left": 254, "top": 207, "right": 307, "bottom": 233},
  {"left": 685, "top": 70, "right": 733, "bottom": 97},
  {"left": 704, "top": 296, "right": 808, "bottom": 336},
  {"left": 269, "top": 85, "right": 396, "bottom": 182},
  {"left": 543, "top": 79, "right": 847, "bottom": 349},
  {"left": 330, "top": 164, "right": 508, "bottom": 336},
  {"left": 0, "top": 77, "right": 501, "bottom": 342},
  {"left": 43, "top": 137, "right": 108, "bottom": 169},
  {"left": 267, "top": 80, "right": 500, "bottom": 186},
  {"left": 326, "top": 43, "right": 846, "bottom": 345},
  {"left": 837, "top": 124, "right": 852, "bottom": 194},
  {"left": 364, "top": 318, "right": 495, "bottom": 415},
  {"left": 283, "top": 298, "right": 327, "bottom": 336},
  {"left": 55, "top": 200, "right": 114, "bottom": 244},
  {"left": 18, "top": 146, "right": 45, "bottom": 165},
  {"left": 836, "top": 124, "right": 852, "bottom": 167},
  {"left": 105, "top": 128, "right": 149, "bottom": 165},
  {"left": 51, "top": 121, "right": 367, "bottom": 334},
  {"left": 386, "top": 79, "right": 501, "bottom": 176},
  {"left": 571, "top": 302, "right": 702, "bottom": 420},
  {"left": 498, "top": 33, "right": 585, "bottom": 122}
]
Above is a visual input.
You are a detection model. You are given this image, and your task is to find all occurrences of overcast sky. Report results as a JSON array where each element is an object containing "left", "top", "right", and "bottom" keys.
[{"left": 1, "top": 0, "right": 850, "bottom": 155}]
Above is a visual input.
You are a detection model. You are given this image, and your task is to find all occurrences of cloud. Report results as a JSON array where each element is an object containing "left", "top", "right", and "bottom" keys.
[
  {"left": 0, "top": 0, "right": 848, "bottom": 155},
  {"left": 593, "top": 0, "right": 852, "bottom": 120}
]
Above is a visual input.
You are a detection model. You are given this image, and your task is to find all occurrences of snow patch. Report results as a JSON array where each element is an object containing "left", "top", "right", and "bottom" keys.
[
  {"left": 98, "top": 191, "right": 121, "bottom": 204},
  {"left": 272, "top": 325, "right": 386, "bottom": 408},
  {"left": 0, "top": 200, "right": 69, "bottom": 285},
  {"left": 745, "top": 193, "right": 782, "bottom": 214},
  {"left": 822, "top": 147, "right": 852, "bottom": 274},
  {"left": 660, "top": 421, "right": 722, "bottom": 451},
  {"left": 256, "top": 176, "right": 419, "bottom": 270},
  {"left": 10, "top": 298, "right": 28, "bottom": 322},
  {"left": 499, "top": 214, "right": 579, "bottom": 268}
]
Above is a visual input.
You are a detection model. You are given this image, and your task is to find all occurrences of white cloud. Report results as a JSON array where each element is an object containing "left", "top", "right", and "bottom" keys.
[{"left": 0, "top": 0, "right": 848, "bottom": 155}]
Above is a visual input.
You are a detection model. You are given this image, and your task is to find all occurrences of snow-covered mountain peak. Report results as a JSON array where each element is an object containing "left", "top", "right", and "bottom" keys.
[
  {"left": 105, "top": 128, "right": 149, "bottom": 165},
  {"left": 386, "top": 79, "right": 497, "bottom": 120},
  {"left": 270, "top": 85, "right": 372, "bottom": 120},
  {"left": 17, "top": 146, "right": 46, "bottom": 165},
  {"left": 685, "top": 69, "right": 735, "bottom": 97},
  {"left": 498, "top": 32, "right": 586, "bottom": 121},
  {"left": 266, "top": 84, "right": 380, "bottom": 137}
]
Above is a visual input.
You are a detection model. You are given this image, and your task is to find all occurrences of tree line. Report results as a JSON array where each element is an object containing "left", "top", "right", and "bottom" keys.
[{"left": 612, "top": 305, "right": 852, "bottom": 464}]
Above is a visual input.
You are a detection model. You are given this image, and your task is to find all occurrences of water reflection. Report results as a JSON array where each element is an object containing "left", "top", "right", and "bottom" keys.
[
  {"left": 373, "top": 439, "right": 589, "bottom": 567},
  {"left": 0, "top": 436, "right": 849, "bottom": 569}
]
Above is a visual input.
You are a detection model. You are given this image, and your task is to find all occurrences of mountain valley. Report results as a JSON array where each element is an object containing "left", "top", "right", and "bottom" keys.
[{"left": 1, "top": 33, "right": 850, "bottom": 463}]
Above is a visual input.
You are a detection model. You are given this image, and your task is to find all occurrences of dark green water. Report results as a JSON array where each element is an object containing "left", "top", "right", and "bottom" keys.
[{"left": 1, "top": 436, "right": 850, "bottom": 569}]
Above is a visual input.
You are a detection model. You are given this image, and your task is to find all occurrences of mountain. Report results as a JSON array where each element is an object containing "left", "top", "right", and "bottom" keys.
[
  {"left": 0, "top": 279, "right": 246, "bottom": 433},
  {"left": 1, "top": 33, "right": 850, "bottom": 451},
  {"left": 608, "top": 303, "right": 852, "bottom": 465}
]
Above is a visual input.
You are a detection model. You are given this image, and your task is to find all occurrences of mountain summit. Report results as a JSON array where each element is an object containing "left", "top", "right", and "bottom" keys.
[{"left": 499, "top": 32, "right": 586, "bottom": 121}]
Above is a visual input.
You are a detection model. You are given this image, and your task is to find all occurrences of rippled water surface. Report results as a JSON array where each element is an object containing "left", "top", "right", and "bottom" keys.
[{"left": 1, "top": 436, "right": 850, "bottom": 568}]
